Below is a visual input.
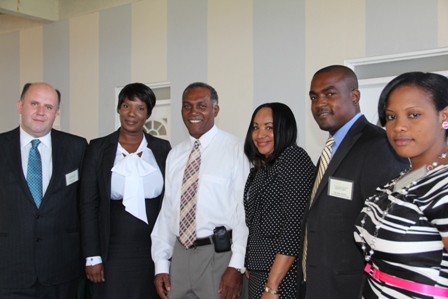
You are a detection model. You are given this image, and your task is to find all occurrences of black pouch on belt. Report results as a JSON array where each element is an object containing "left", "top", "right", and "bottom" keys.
[{"left": 212, "top": 226, "right": 231, "bottom": 253}]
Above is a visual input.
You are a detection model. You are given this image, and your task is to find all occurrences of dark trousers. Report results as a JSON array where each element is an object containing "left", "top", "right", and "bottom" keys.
[
  {"left": 0, "top": 278, "right": 78, "bottom": 299},
  {"left": 298, "top": 281, "right": 306, "bottom": 299}
]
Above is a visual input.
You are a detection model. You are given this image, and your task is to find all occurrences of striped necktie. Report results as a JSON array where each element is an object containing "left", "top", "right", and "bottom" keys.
[
  {"left": 302, "top": 137, "right": 335, "bottom": 280},
  {"left": 27, "top": 139, "right": 43, "bottom": 208},
  {"left": 310, "top": 137, "right": 335, "bottom": 203},
  {"left": 179, "top": 140, "right": 201, "bottom": 248}
]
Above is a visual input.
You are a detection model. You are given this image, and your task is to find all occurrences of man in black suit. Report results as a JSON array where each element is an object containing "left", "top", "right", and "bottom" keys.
[
  {"left": 0, "top": 82, "right": 87, "bottom": 298},
  {"left": 299, "top": 66, "right": 409, "bottom": 299}
]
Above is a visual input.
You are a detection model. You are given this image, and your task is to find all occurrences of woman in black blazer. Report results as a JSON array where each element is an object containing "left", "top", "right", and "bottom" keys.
[
  {"left": 80, "top": 83, "right": 171, "bottom": 299},
  {"left": 243, "top": 102, "right": 315, "bottom": 298}
]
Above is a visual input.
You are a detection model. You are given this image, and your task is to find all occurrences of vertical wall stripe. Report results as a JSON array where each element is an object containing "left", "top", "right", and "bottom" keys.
[
  {"left": 0, "top": 32, "right": 20, "bottom": 132},
  {"left": 305, "top": 0, "right": 366, "bottom": 162},
  {"left": 43, "top": 20, "right": 70, "bottom": 131},
  {"left": 167, "top": 0, "right": 208, "bottom": 146},
  {"left": 99, "top": 4, "right": 132, "bottom": 137},
  {"left": 438, "top": 0, "right": 448, "bottom": 47},
  {"left": 20, "top": 26, "right": 43, "bottom": 86},
  {"left": 253, "top": 0, "right": 307, "bottom": 147},
  {"left": 366, "top": 0, "right": 438, "bottom": 56},
  {"left": 1, "top": 1, "right": 448, "bottom": 162},
  {"left": 131, "top": 0, "right": 168, "bottom": 83},
  {"left": 208, "top": 0, "right": 253, "bottom": 141},
  {"left": 70, "top": 13, "right": 99, "bottom": 141}
]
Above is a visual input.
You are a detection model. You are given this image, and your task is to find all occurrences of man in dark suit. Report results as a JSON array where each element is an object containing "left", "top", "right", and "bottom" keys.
[
  {"left": 299, "top": 66, "right": 409, "bottom": 299},
  {"left": 0, "top": 82, "right": 87, "bottom": 298}
]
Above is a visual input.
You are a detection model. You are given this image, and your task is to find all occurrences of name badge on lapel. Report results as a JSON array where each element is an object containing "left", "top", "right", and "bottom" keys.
[
  {"left": 328, "top": 176, "right": 353, "bottom": 200},
  {"left": 65, "top": 169, "right": 79, "bottom": 186}
]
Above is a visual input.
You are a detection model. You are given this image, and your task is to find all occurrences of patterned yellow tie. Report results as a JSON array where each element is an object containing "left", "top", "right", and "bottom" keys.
[
  {"left": 302, "top": 137, "right": 335, "bottom": 280},
  {"left": 179, "top": 140, "right": 201, "bottom": 248}
]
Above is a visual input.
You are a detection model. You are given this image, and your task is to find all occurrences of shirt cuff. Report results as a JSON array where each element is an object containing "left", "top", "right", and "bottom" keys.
[
  {"left": 154, "top": 259, "right": 171, "bottom": 275},
  {"left": 86, "top": 256, "right": 102, "bottom": 266},
  {"left": 228, "top": 251, "right": 245, "bottom": 270}
]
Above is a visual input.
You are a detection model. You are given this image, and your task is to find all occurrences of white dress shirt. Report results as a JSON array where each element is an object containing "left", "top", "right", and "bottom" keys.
[
  {"left": 111, "top": 139, "right": 164, "bottom": 223},
  {"left": 151, "top": 125, "right": 250, "bottom": 274},
  {"left": 20, "top": 127, "right": 52, "bottom": 195}
]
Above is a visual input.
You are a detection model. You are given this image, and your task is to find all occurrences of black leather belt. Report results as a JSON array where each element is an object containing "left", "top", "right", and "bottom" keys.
[{"left": 179, "top": 230, "right": 232, "bottom": 249}]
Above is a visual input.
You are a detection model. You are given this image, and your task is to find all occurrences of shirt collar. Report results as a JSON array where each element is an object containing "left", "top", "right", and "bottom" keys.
[
  {"left": 188, "top": 125, "right": 218, "bottom": 149},
  {"left": 329, "top": 112, "right": 362, "bottom": 155},
  {"left": 20, "top": 126, "right": 52, "bottom": 149}
]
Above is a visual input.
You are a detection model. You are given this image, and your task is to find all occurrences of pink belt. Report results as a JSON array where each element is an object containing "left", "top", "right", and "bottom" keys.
[{"left": 365, "top": 263, "right": 448, "bottom": 298}]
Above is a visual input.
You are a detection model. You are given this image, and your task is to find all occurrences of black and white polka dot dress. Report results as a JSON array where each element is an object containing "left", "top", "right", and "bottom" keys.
[{"left": 244, "top": 145, "right": 315, "bottom": 298}]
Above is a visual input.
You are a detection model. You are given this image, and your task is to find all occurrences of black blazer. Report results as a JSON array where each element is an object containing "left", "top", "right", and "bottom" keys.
[
  {"left": 0, "top": 127, "right": 87, "bottom": 288},
  {"left": 300, "top": 116, "right": 409, "bottom": 299},
  {"left": 80, "top": 130, "right": 171, "bottom": 261}
]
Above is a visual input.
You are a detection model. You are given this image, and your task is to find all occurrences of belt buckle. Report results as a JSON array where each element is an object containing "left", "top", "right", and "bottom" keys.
[
  {"left": 369, "top": 265, "right": 381, "bottom": 280},
  {"left": 365, "top": 263, "right": 375, "bottom": 276}
]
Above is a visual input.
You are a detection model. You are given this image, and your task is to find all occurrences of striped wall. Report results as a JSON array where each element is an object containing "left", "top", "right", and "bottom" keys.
[
  {"left": 254, "top": 0, "right": 306, "bottom": 145},
  {"left": 0, "top": 32, "right": 20, "bottom": 131},
  {"left": 98, "top": 5, "right": 132, "bottom": 138},
  {"left": 43, "top": 20, "right": 70, "bottom": 130},
  {"left": 167, "top": 0, "right": 208, "bottom": 143},
  {"left": 0, "top": 0, "right": 446, "bottom": 161},
  {"left": 69, "top": 13, "right": 99, "bottom": 139}
]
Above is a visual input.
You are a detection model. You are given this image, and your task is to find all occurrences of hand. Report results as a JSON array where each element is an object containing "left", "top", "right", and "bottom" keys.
[
  {"left": 154, "top": 273, "right": 171, "bottom": 299},
  {"left": 245, "top": 270, "right": 250, "bottom": 280},
  {"left": 86, "top": 264, "right": 104, "bottom": 283},
  {"left": 218, "top": 267, "right": 243, "bottom": 299}
]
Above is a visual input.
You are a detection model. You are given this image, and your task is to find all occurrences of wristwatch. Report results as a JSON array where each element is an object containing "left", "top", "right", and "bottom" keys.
[{"left": 264, "top": 285, "right": 280, "bottom": 295}]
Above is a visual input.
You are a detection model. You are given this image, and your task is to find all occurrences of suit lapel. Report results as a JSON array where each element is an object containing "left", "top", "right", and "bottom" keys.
[
  {"left": 145, "top": 133, "right": 166, "bottom": 177},
  {"left": 3, "top": 128, "right": 36, "bottom": 205},
  {"left": 310, "top": 116, "right": 367, "bottom": 208},
  {"left": 41, "top": 130, "right": 67, "bottom": 208},
  {"left": 246, "top": 163, "right": 278, "bottom": 224},
  {"left": 101, "top": 130, "right": 119, "bottom": 200}
]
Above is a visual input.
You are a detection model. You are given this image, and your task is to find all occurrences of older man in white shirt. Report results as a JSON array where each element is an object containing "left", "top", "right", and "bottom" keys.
[{"left": 151, "top": 82, "right": 249, "bottom": 299}]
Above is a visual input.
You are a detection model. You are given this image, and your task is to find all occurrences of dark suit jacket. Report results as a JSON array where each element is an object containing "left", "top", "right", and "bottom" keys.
[
  {"left": 80, "top": 130, "right": 171, "bottom": 261},
  {"left": 300, "top": 116, "right": 409, "bottom": 299},
  {"left": 0, "top": 127, "right": 87, "bottom": 288}
]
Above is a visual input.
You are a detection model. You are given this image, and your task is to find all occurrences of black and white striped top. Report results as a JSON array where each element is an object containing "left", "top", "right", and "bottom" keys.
[{"left": 354, "top": 164, "right": 448, "bottom": 299}]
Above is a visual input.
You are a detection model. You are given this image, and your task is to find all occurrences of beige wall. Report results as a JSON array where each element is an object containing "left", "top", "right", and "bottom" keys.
[
  {"left": 305, "top": 0, "right": 367, "bottom": 158},
  {"left": 208, "top": 0, "right": 254, "bottom": 140},
  {"left": 131, "top": 0, "right": 167, "bottom": 83},
  {"left": 439, "top": 0, "right": 448, "bottom": 47},
  {"left": 69, "top": 13, "right": 99, "bottom": 141},
  {"left": 1, "top": 0, "right": 446, "bottom": 162},
  {"left": 20, "top": 27, "right": 43, "bottom": 86}
]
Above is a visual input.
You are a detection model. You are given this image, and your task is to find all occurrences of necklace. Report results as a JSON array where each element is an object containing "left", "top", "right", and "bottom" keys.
[
  {"left": 427, "top": 152, "right": 447, "bottom": 170},
  {"left": 358, "top": 151, "right": 448, "bottom": 262}
]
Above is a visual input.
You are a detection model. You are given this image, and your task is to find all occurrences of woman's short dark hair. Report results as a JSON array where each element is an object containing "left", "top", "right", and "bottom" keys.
[
  {"left": 117, "top": 83, "right": 156, "bottom": 117},
  {"left": 378, "top": 72, "right": 448, "bottom": 133},
  {"left": 244, "top": 102, "right": 297, "bottom": 169}
]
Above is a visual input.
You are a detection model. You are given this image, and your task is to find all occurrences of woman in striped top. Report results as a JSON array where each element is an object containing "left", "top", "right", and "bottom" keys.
[{"left": 354, "top": 72, "right": 448, "bottom": 299}]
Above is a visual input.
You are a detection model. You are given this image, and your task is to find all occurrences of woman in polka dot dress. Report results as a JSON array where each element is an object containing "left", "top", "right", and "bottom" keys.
[{"left": 243, "top": 102, "right": 315, "bottom": 298}]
